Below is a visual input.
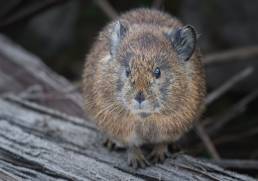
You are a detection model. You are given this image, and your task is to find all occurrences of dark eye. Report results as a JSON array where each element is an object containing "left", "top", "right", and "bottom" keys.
[
  {"left": 154, "top": 67, "right": 161, "bottom": 79},
  {"left": 126, "top": 67, "right": 131, "bottom": 77}
]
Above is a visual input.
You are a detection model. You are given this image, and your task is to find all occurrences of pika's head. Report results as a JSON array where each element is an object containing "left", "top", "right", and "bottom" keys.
[{"left": 106, "top": 21, "right": 197, "bottom": 118}]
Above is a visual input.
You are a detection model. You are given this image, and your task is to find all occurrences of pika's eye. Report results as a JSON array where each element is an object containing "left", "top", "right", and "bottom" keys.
[
  {"left": 126, "top": 67, "right": 131, "bottom": 77},
  {"left": 154, "top": 67, "right": 161, "bottom": 79}
]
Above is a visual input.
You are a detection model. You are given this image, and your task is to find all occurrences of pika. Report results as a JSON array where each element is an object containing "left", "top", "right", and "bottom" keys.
[{"left": 83, "top": 8, "right": 206, "bottom": 168}]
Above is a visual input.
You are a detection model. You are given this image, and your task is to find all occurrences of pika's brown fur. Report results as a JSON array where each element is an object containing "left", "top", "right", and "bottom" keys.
[{"left": 83, "top": 8, "right": 206, "bottom": 168}]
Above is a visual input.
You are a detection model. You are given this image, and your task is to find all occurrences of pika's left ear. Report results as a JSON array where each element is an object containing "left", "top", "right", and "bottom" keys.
[
  {"left": 110, "top": 21, "right": 127, "bottom": 56},
  {"left": 165, "top": 25, "right": 197, "bottom": 61}
]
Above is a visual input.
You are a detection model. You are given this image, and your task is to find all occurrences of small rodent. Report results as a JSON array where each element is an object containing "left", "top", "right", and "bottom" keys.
[{"left": 83, "top": 8, "right": 206, "bottom": 168}]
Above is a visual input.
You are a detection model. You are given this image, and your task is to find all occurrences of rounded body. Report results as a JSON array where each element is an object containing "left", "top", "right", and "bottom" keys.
[{"left": 83, "top": 8, "right": 206, "bottom": 147}]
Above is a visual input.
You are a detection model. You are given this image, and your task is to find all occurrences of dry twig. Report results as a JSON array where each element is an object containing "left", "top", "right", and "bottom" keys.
[
  {"left": 204, "top": 46, "right": 258, "bottom": 64},
  {"left": 94, "top": 0, "right": 118, "bottom": 20},
  {"left": 210, "top": 159, "right": 258, "bottom": 170},
  {"left": 206, "top": 88, "right": 258, "bottom": 135},
  {"left": 205, "top": 67, "right": 254, "bottom": 105},
  {"left": 195, "top": 124, "right": 221, "bottom": 160},
  {"left": 152, "top": 0, "right": 164, "bottom": 9},
  {"left": 0, "top": 0, "right": 68, "bottom": 29},
  {"left": 214, "top": 124, "right": 258, "bottom": 145}
]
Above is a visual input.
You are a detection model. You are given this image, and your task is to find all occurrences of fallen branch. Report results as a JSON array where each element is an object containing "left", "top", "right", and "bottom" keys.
[
  {"left": 152, "top": 0, "right": 164, "bottom": 9},
  {"left": 204, "top": 46, "right": 258, "bottom": 64},
  {"left": 0, "top": 0, "right": 69, "bottom": 29},
  {"left": 210, "top": 159, "right": 258, "bottom": 170},
  {"left": 205, "top": 67, "right": 254, "bottom": 105},
  {"left": 195, "top": 124, "right": 220, "bottom": 160},
  {"left": 0, "top": 34, "right": 84, "bottom": 115},
  {"left": 206, "top": 88, "right": 258, "bottom": 135},
  {"left": 94, "top": 0, "right": 118, "bottom": 20}
]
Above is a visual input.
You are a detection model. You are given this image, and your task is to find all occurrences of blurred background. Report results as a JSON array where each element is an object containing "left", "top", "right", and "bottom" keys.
[{"left": 0, "top": 0, "right": 258, "bottom": 178}]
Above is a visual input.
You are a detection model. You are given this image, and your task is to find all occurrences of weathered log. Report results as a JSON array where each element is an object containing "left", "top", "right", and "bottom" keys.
[{"left": 0, "top": 96, "right": 254, "bottom": 181}]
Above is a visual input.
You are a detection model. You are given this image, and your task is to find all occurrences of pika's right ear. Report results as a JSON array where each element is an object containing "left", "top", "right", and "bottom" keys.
[
  {"left": 110, "top": 21, "right": 127, "bottom": 56},
  {"left": 165, "top": 25, "right": 197, "bottom": 62}
]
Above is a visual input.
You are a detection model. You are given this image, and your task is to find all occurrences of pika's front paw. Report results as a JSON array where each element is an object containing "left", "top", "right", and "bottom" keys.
[
  {"left": 148, "top": 143, "right": 169, "bottom": 164},
  {"left": 103, "top": 139, "right": 117, "bottom": 151},
  {"left": 128, "top": 146, "right": 150, "bottom": 169}
]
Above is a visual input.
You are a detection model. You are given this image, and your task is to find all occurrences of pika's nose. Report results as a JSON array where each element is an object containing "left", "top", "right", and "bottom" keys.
[{"left": 135, "top": 91, "right": 145, "bottom": 104}]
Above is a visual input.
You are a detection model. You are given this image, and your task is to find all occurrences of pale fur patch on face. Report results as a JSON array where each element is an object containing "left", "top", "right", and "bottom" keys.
[{"left": 99, "top": 54, "right": 111, "bottom": 64}]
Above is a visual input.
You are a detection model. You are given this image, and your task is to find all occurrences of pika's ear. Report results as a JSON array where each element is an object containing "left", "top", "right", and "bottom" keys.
[
  {"left": 165, "top": 25, "right": 197, "bottom": 61},
  {"left": 110, "top": 21, "right": 127, "bottom": 56}
]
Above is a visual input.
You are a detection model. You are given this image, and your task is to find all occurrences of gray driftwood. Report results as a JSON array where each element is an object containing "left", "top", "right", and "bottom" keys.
[
  {"left": 0, "top": 96, "right": 254, "bottom": 181},
  {"left": 0, "top": 33, "right": 256, "bottom": 180}
]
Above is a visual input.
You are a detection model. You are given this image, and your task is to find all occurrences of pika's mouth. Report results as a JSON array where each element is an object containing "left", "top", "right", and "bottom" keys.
[{"left": 130, "top": 99, "right": 156, "bottom": 118}]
